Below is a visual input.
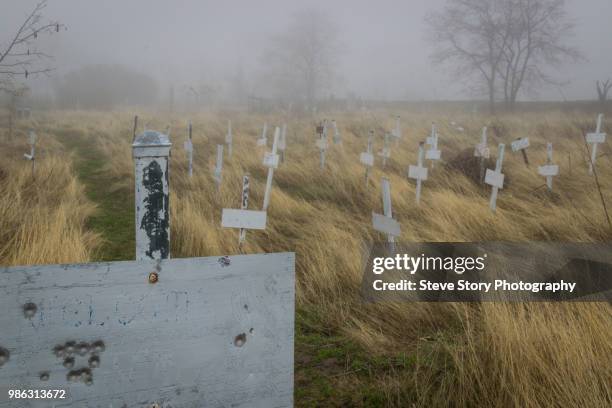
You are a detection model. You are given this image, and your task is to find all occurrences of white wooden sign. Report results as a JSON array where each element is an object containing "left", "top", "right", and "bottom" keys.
[
  {"left": 222, "top": 208, "right": 267, "bottom": 230},
  {"left": 586, "top": 114, "right": 606, "bottom": 174},
  {"left": 372, "top": 178, "right": 400, "bottom": 250},
  {"left": 485, "top": 143, "right": 506, "bottom": 212},
  {"left": 360, "top": 152, "right": 374, "bottom": 167},
  {"left": 538, "top": 142, "right": 558, "bottom": 191},
  {"left": 263, "top": 152, "right": 279, "bottom": 169},
  {"left": 511, "top": 137, "right": 530, "bottom": 166},
  {"left": 0, "top": 254, "right": 294, "bottom": 407},
  {"left": 408, "top": 142, "right": 428, "bottom": 205}
]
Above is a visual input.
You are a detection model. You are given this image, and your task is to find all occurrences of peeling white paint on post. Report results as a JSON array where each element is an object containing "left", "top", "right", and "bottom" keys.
[
  {"left": 226, "top": 120, "right": 233, "bottom": 157},
  {"left": 214, "top": 144, "right": 224, "bottom": 191},
  {"left": 184, "top": 121, "right": 193, "bottom": 178},
  {"left": 474, "top": 127, "right": 490, "bottom": 184},
  {"left": 511, "top": 137, "right": 530, "bottom": 166},
  {"left": 408, "top": 142, "right": 428, "bottom": 205},
  {"left": 586, "top": 114, "right": 606, "bottom": 174},
  {"left": 332, "top": 119, "right": 341, "bottom": 144},
  {"left": 485, "top": 144, "right": 506, "bottom": 212},
  {"left": 372, "top": 178, "right": 400, "bottom": 252},
  {"left": 257, "top": 122, "right": 268, "bottom": 147},
  {"left": 133, "top": 130, "right": 171, "bottom": 261},
  {"left": 0, "top": 253, "right": 295, "bottom": 407},
  {"left": 538, "top": 143, "right": 559, "bottom": 191},
  {"left": 316, "top": 122, "right": 328, "bottom": 169},
  {"left": 23, "top": 130, "right": 36, "bottom": 178},
  {"left": 360, "top": 130, "right": 374, "bottom": 185},
  {"left": 378, "top": 133, "right": 391, "bottom": 168},
  {"left": 262, "top": 127, "right": 280, "bottom": 210}
]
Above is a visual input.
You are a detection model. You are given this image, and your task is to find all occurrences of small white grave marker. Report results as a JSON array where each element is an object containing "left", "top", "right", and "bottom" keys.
[
  {"left": 408, "top": 142, "right": 428, "bottom": 205},
  {"left": 360, "top": 130, "right": 375, "bottom": 185},
  {"left": 392, "top": 115, "right": 401, "bottom": 142},
  {"left": 372, "top": 178, "right": 401, "bottom": 251},
  {"left": 184, "top": 121, "right": 193, "bottom": 177},
  {"left": 222, "top": 174, "right": 267, "bottom": 238},
  {"left": 226, "top": 120, "right": 233, "bottom": 157},
  {"left": 586, "top": 114, "right": 606, "bottom": 174},
  {"left": 485, "top": 144, "right": 506, "bottom": 212},
  {"left": 538, "top": 142, "right": 559, "bottom": 191},
  {"left": 263, "top": 127, "right": 280, "bottom": 210},
  {"left": 378, "top": 133, "right": 391, "bottom": 168},
  {"left": 426, "top": 123, "right": 441, "bottom": 167},
  {"left": 23, "top": 130, "right": 36, "bottom": 177},
  {"left": 257, "top": 122, "right": 268, "bottom": 147},
  {"left": 278, "top": 123, "right": 287, "bottom": 162},
  {"left": 332, "top": 119, "right": 341, "bottom": 144},
  {"left": 316, "top": 122, "right": 328, "bottom": 169},
  {"left": 474, "top": 127, "right": 489, "bottom": 184},
  {"left": 213, "top": 144, "right": 223, "bottom": 191},
  {"left": 511, "top": 137, "right": 530, "bottom": 166}
]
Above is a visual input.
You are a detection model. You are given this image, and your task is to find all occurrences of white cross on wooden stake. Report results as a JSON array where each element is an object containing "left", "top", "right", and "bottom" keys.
[
  {"left": 426, "top": 123, "right": 441, "bottom": 167},
  {"left": 586, "top": 114, "right": 606, "bottom": 175},
  {"left": 372, "top": 177, "right": 400, "bottom": 252},
  {"left": 213, "top": 144, "right": 223, "bottom": 191},
  {"left": 24, "top": 130, "right": 36, "bottom": 177},
  {"left": 184, "top": 121, "right": 193, "bottom": 178},
  {"left": 360, "top": 130, "right": 374, "bottom": 185},
  {"left": 221, "top": 174, "right": 267, "bottom": 244},
  {"left": 485, "top": 144, "right": 506, "bottom": 212},
  {"left": 474, "top": 127, "right": 489, "bottom": 184},
  {"left": 408, "top": 142, "right": 428, "bottom": 205},
  {"left": 257, "top": 122, "right": 268, "bottom": 147},
  {"left": 379, "top": 133, "right": 391, "bottom": 168},
  {"left": 538, "top": 142, "right": 559, "bottom": 191},
  {"left": 226, "top": 120, "right": 233, "bottom": 157},
  {"left": 316, "top": 122, "right": 328, "bottom": 169},
  {"left": 263, "top": 127, "right": 280, "bottom": 210}
]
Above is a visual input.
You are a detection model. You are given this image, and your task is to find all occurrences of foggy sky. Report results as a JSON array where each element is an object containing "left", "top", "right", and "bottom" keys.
[{"left": 2, "top": 0, "right": 611, "bottom": 101}]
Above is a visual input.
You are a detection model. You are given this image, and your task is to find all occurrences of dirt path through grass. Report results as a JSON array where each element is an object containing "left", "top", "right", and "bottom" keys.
[{"left": 56, "top": 130, "right": 134, "bottom": 261}]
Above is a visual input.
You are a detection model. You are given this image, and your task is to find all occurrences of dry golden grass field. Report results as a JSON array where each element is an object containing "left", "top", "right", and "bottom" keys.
[{"left": 1, "top": 108, "right": 611, "bottom": 407}]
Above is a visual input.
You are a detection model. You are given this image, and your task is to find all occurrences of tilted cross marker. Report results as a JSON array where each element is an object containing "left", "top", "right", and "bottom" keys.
[
  {"left": 226, "top": 120, "right": 233, "bottom": 157},
  {"left": 425, "top": 123, "right": 441, "bottom": 168},
  {"left": 379, "top": 133, "right": 391, "bottom": 168},
  {"left": 360, "top": 130, "right": 375, "bottom": 185},
  {"left": 316, "top": 122, "right": 328, "bottom": 169},
  {"left": 263, "top": 127, "right": 280, "bottom": 210},
  {"left": 511, "top": 137, "right": 530, "bottom": 166},
  {"left": 474, "top": 127, "right": 490, "bottom": 184},
  {"left": 485, "top": 143, "right": 506, "bottom": 212},
  {"left": 184, "top": 121, "right": 193, "bottom": 178},
  {"left": 23, "top": 130, "right": 37, "bottom": 178},
  {"left": 408, "top": 142, "right": 428, "bottom": 205},
  {"left": 586, "top": 114, "right": 606, "bottom": 175},
  {"left": 538, "top": 142, "right": 559, "bottom": 191},
  {"left": 392, "top": 115, "right": 401, "bottom": 143},
  {"left": 372, "top": 177, "right": 401, "bottom": 252}
]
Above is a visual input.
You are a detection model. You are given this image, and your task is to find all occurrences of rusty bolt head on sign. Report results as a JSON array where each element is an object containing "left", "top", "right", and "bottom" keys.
[
  {"left": 23, "top": 302, "right": 37, "bottom": 319},
  {"left": 148, "top": 272, "right": 159, "bottom": 284},
  {"left": 92, "top": 340, "right": 105, "bottom": 353},
  {"left": 0, "top": 347, "right": 9, "bottom": 366},
  {"left": 39, "top": 371, "right": 50, "bottom": 381}
]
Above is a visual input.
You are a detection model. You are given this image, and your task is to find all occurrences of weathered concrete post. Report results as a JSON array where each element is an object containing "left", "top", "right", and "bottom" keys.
[{"left": 132, "top": 130, "right": 172, "bottom": 260}]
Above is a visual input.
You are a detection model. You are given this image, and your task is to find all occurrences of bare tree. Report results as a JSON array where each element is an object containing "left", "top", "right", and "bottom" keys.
[
  {"left": 426, "top": 0, "right": 512, "bottom": 114},
  {"left": 0, "top": 0, "right": 65, "bottom": 95},
  {"left": 426, "top": 0, "right": 579, "bottom": 113},
  {"left": 261, "top": 9, "right": 340, "bottom": 111},
  {"left": 496, "top": 0, "right": 581, "bottom": 110},
  {"left": 596, "top": 79, "right": 611, "bottom": 108}
]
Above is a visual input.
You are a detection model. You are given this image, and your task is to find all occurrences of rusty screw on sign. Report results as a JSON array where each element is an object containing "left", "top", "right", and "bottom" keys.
[
  {"left": 0, "top": 347, "right": 10, "bottom": 367},
  {"left": 23, "top": 302, "right": 37, "bottom": 319},
  {"left": 148, "top": 272, "right": 159, "bottom": 284}
]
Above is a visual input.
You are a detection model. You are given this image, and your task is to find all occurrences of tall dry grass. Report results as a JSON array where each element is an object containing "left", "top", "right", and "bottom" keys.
[{"left": 12, "top": 108, "right": 612, "bottom": 406}]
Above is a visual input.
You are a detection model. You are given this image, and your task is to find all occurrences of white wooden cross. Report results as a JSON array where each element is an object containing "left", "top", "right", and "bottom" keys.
[
  {"left": 316, "top": 122, "right": 328, "bottom": 169},
  {"left": 378, "top": 133, "right": 391, "bottom": 168},
  {"left": 183, "top": 121, "right": 193, "bottom": 178},
  {"left": 485, "top": 144, "right": 506, "bottom": 212},
  {"left": 586, "top": 114, "right": 606, "bottom": 175},
  {"left": 511, "top": 137, "right": 530, "bottom": 166},
  {"left": 257, "top": 122, "right": 268, "bottom": 147},
  {"left": 408, "top": 142, "right": 428, "bottom": 205},
  {"left": 538, "top": 142, "right": 559, "bottom": 191},
  {"left": 23, "top": 130, "right": 37, "bottom": 177},
  {"left": 213, "top": 144, "right": 223, "bottom": 191},
  {"left": 226, "top": 119, "right": 233, "bottom": 157},
  {"left": 391, "top": 115, "right": 401, "bottom": 144},
  {"left": 425, "top": 123, "right": 441, "bottom": 168},
  {"left": 262, "top": 127, "right": 280, "bottom": 210},
  {"left": 278, "top": 123, "right": 287, "bottom": 163},
  {"left": 332, "top": 119, "right": 341, "bottom": 144},
  {"left": 372, "top": 177, "right": 401, "bottom": 252},
  {"left": 222, "top": 174, "right": 267, "bottom": 243},
  {"left": 360, "top": 130, "right": 374, "bottom": 185},
  {"left": 474, "top": 126, "right": 490, "bottom": 184}
]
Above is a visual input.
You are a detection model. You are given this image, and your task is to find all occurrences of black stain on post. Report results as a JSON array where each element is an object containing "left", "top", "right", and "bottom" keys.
[{"left": 141, "top": 161, "right": 169, "bottom": 259}]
